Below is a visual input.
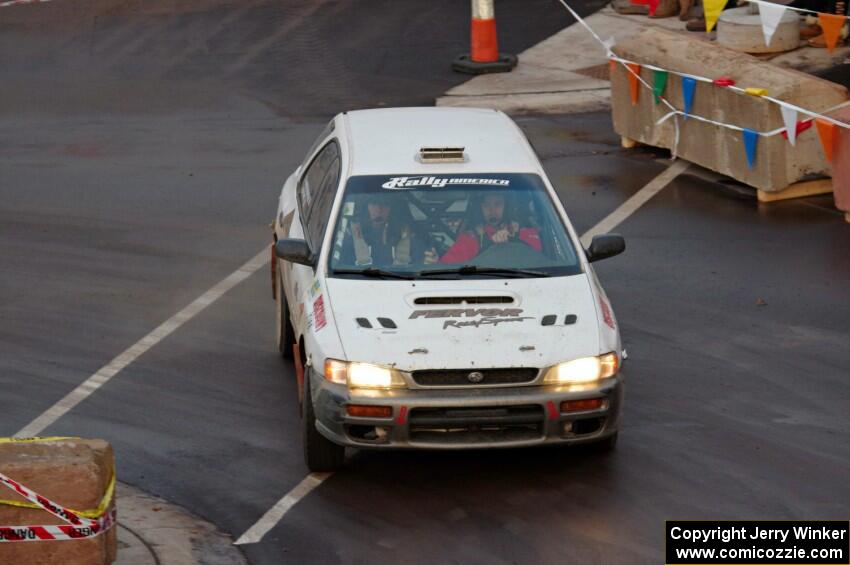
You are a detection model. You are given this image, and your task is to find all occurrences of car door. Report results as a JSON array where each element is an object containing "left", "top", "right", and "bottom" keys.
[{"left": 287, "top": 140, "right": 341, "bottom": 333}]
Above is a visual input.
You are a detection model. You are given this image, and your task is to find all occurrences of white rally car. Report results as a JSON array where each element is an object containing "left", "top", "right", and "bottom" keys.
[{"left": 272, "top": 108, "right": 626, "bottom": 471}]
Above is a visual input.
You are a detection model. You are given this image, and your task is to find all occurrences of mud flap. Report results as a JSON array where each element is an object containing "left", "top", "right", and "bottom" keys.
[
  {"left": 270, "top": 243, "right": 277, "bottom": 300},
  {"left": 293, "top": 342, "right": 305, "bottom": 415}
]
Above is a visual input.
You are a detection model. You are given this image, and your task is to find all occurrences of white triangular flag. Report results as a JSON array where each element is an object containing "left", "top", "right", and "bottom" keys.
[
  {"left": 780, "top": 105, "right": 798, "bottom": 145},
  {"left": 759, "top": 2, "right": 787, "bottom": 46}
]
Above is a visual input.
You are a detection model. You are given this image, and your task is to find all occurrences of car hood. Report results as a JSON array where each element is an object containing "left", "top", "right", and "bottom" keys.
[{"left": 323, "top": 274, "right": 601, "bottom": 372}]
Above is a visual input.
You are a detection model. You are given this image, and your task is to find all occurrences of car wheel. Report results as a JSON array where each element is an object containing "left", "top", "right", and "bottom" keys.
[
  {"left": 275, "top": 270, "right": 295, "bottom": 359},
  {"left": 302, "top": 374, "right": 345, "bottom": 472}
]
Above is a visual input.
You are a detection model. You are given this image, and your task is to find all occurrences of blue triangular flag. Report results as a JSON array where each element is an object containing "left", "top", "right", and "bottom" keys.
[
  {"left": 743, "top": 128, "right": 759, "bottom": 169},
  {"left": 682, "top": 77, "right": 697, "bottom": 119}
]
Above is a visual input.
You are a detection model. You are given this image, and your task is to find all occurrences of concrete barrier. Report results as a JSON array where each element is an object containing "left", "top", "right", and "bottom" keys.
[
  {"left": 717, "top": 6, "right": 800, "bottom": 54},
  {"left": 0, "top": 438, "right": 117, "bottom": 565},
  {"left": 611, "top": 28, "right": 849, "bottom": 199}
]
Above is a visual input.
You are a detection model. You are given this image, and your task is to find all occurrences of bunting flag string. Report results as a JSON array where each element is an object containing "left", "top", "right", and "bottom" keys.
[
  {"left": 682, "top": 77, "right": 697, "bottom": 118},
  {"left": 608, "top": 54, "right": 850, "bottom": 133},
  {"left": 782, "top": 120, "right": 814, "bottom": 140},
  {"left": 818, "top": 13, "right": 847, "bottom": 52},
  {"left": 743, "top": 129, "right": 760, "bottom": 168},
  {"left": 554, "top": 0, "right": 849, "bottom": 163},
  {"left": 627, "top": 64, "right": 642, "bottom": 105},
  {"left": 816, "top": 118, "right": 838, "bottom": 161},
  {"left": 741, "top": 0, "right": 847, "bottom": 18},
  {"left": 742, "top": 0, "right": 848, "bottom": 52},
  {"left": 780, "top": 106, "right": 799, "bottom": 145},
  {"left": 757, "top": 1, "right": 788, "bottom": 47},
  {"left": 652, "top": 70, "right": 669, "bottom": 104},
  {"left": 704, "top": 0, "right": 730, "bottom": 32}
]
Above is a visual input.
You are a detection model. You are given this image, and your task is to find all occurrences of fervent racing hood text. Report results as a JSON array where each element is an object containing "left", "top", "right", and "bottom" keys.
[{"left": 409, "top": 308, "right": 532, "bottom": 330}]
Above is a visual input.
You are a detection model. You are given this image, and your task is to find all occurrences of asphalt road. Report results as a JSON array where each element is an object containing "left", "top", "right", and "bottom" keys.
[{"left": 2, "top": 1, "right": 849, "bottom": 564}]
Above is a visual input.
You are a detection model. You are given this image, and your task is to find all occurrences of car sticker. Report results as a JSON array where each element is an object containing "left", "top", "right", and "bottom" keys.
[
  {"left": 381, "top": 176, "right": 510, "bottom": 190},
  {"left": 408, "top": 308, "right": 533, "bottom": 330},
  {"left": 309, "top": 279, "right": 321, "bottom": 299},
  {"left": 442, "top": 317, "right": 533, "bottom": 330},
  {"left": 313, "top": 295, "right": 327, "bottom": 331},
  {"left": 599, "top": 297, "right": 616, "bottom": 329}
]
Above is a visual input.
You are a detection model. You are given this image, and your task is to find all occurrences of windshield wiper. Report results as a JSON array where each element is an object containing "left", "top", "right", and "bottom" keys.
[
  {"left": 333, "top": 268, "right": 415, "bottom": 280},
  {"left": 418, "top": 265, "right": 549, "bottom": 278}
]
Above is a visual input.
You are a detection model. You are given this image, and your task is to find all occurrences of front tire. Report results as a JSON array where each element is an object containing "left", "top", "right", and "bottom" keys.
[
  {"left": 275, "top": 270, "right": 295, "bottom": 359},
  {"left": 302, "top": 374, "right": 345, "bottom": 472}
]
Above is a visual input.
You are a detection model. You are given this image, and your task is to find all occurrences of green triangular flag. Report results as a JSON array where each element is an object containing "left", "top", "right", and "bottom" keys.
[{"left": 652, "top": 70, "right": 669, "bottom": 104}]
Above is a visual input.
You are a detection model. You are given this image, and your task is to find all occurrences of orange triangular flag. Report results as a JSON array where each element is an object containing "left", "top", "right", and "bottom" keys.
[
  {"left": 818, "top": 13, "right": 847, "bottom": 52},
  {"left": 609, "top": 59, "right": 617, "bottom": 75},
  {"left": 627, "top": 63, "right": 641, "bottom": 106},
  {"left": 815, "top": 118, "right": 837, "bottom": 161}
]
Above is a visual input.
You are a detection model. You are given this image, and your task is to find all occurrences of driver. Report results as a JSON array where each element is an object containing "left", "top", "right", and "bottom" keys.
[
  {"left": 341, "top": 194, "right": 437, "bottom": 266},
  {"left": 440, "top": 192, "right": 541, "bottom": 264}
]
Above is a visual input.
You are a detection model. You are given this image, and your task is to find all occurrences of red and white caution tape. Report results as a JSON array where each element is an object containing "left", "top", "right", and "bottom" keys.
[
  {"left": 0, "top": 470, "right": 116, "bottom": 543},
  {"left": 0, "top": 0, "right": 54, "bottom": 8},
  {"left": 0, "top": 509, "right": 116, "bottom": 542}
]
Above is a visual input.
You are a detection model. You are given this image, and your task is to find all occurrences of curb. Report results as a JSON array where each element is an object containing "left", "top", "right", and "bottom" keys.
[{"left": 115, "top": 483, "right": 246, "bottom": 565}]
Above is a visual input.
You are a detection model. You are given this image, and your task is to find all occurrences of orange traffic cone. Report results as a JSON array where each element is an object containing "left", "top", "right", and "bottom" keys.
[{"left": 453, "top": 0, "right": 517, "bottom": 75}]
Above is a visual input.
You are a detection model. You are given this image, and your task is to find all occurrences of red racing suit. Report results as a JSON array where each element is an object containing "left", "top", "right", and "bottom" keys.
[{"left": 440, "top": 223, "right": 542, "bottom": 264}]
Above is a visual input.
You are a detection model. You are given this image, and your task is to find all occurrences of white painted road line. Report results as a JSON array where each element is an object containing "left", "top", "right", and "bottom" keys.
[
  {"left": 233, "top": 472, "right": 331, "bottom": 545},
  {"left": 579, "top": 159, "right": 690, "bottom": 248},
  {"left": 15, "top": 248, "right": 270, "bottom": 438},
  {"left": 233, "top": 160, "right": 690, "bottom": 546}
]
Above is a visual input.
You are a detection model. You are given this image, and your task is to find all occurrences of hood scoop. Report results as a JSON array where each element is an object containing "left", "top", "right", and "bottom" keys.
[
  {"left": 541, "top": 314, "right": 579, "bottom": 326},
  {"left": 413, "top": 296, "right": 514, "bottom": 305},
  {"left": 356, "top": 317, "right": 398, "bottom": 329}
]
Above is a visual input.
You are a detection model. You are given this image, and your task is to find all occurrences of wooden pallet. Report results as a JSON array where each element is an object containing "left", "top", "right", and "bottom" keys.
[
  {"left": 757, "top": 178, "right": 833, "bottom": 203},
  {"left": 619, "top": 136, "right": 837, "bottom": 206}
]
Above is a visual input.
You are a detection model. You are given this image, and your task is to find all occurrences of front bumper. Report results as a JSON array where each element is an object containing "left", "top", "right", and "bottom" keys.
[{"left": 307, "top": 367, "right": 624, "bottom": 450}]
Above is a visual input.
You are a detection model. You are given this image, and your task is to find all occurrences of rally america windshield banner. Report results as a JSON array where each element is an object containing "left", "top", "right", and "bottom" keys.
[{"left": 381, "top": 176, "right": 511, "bottom": 189}]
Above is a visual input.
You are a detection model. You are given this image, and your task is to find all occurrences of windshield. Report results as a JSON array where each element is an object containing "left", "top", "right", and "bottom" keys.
[{"left": 327, "top": 173, "right": 582, "bottom": 279}]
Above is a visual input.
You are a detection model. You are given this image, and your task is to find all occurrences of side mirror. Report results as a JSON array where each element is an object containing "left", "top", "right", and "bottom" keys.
[
  {"left": 586, "top": 234, "right": 625, "bottom": 263},
  {"left": 274, "top": 238, "right": 315, "bottom": 267}
]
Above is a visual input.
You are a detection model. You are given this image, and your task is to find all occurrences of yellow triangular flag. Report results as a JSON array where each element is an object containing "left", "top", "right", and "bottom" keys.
[{"left": 704, "top": 0, "right": 729, "bottom": 32}]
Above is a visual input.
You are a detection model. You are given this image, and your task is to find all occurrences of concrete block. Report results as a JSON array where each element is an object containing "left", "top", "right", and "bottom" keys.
[
  {"left": 611, "top": 28, "right": 849, "bottom": 193},
  {"left": 0, "top": 438, "right": 117, "bottom": 565},
  {"left": 717, "top": 6, "right": 800, "bottom": 54}
]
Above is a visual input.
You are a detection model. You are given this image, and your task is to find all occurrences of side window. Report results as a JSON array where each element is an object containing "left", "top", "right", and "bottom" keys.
[
  {"left": 301, "top": 120, "right": 335, "bottom": 166},
  {"left": 297, "top": 139, "right": 337, "bottom": 226},
  {"left": 304, "top": 142, "right": 341, "bottom": 251}
]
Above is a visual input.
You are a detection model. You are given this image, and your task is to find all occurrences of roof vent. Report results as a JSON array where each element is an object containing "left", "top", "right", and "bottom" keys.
[{"left": 418, "top": 147, "right": 466, "bottom": 164}]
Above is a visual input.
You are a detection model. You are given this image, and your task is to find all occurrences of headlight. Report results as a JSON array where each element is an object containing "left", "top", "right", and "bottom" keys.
[
  {"left": 543, "top": 352, "right": 619, "bottom": 384},
  {"left": 324, "top": 359, "right": 406, "bottom": 389}
]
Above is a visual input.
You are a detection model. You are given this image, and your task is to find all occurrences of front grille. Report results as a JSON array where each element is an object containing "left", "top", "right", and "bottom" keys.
[
  {"left": 412, "top": 368, "right": 538, "bottom": 387},
  {"left": 409, "top": 405, "right": 545, "bottom": 444}
]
